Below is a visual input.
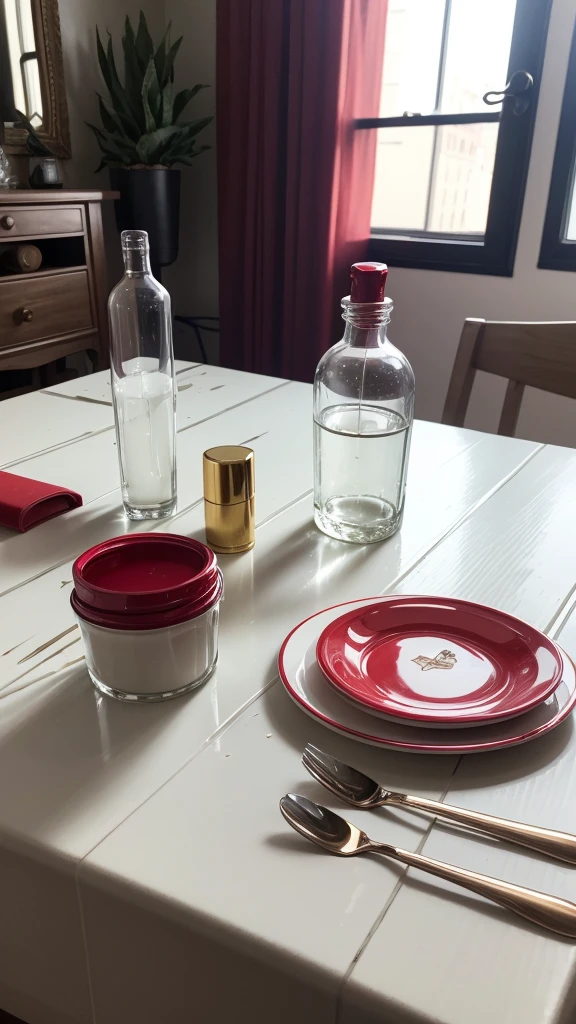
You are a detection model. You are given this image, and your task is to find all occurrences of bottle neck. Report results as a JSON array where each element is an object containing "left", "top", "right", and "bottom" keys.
[
  {"left": 341, "top": 297, "right": 393, "bottom": 349},
  {"left": 344, "top": 321, "right": 388, "bottom": 349},
  {"left": 123, "top": 248, "right": 152, "bottom": 275}
]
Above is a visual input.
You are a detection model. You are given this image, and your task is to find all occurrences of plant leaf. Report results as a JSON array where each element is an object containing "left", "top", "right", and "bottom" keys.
[
  {"left": 141, "top": 58, "right": 159, "bottom": 134},
  {"left": 96, "top": 28, "right": 114, "bottom": 96},
  {"left": 135, "top": 10, "right": 154, "bottom": 70},
  {"left": 172, "top": 84, "right": 207, "bottom": 122},
  {"left": 161, "top": 81, "right": 173, "bottom": 128},
  {"left": 179, "top": 115, "right": 213, "bottom": 140},
  {"left": 102, "top": 31, "right": 142, "bottom": 136},
  {"left": 86, "top": 121, "right": 108, "bottom": 143},
  {"left": 135, "top": 125, "right": 180, "bottom": 164},
  {"left": 86, "top": 122, "right": 137, "bottom": 162},
  {"left": 97, "top": 94, "right": 121, "bottom": 134},
  {"left": 121, "top": 17, "right": 146, "bottom": 133},
  {"left": 162, "top": 35, "right": 183, "bottom": 86},
  {"left": 175, "top": 147, "right": 209, "bottom": 165},
  {"left": 123, "top": 15, "right": 144, "bottom": 75},
  {"left": 153, "top": 22, "right": 171, "bottom": 88}
]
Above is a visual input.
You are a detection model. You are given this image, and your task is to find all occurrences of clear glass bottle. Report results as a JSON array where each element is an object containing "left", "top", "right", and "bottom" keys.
[
  {"left": 108, "top": 230, "right": 177, "bottom": 520},
  {"left": 314, "top": 262, "right": 414, "bottom": 544}
]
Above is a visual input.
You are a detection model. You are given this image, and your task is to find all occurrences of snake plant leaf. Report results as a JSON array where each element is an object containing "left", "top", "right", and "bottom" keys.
[
  {"left": 135, "top": 10, "right": 154, "bottom": 71},
  {"left": 161, "top": 81, "right": 174, "bottom": 128},
  {"left": 86, "top": 124, "right": 136, "bottom": 166},
  {"left": 153, "top": 22, "right": 171, "bottom": 88},
  {"left": 172, "top": 85, "right": 207, "bottom": 123},
  {"left": 178, "top": 116, "right": 213, "bottom": 139},
  {"left": 141, "top": 59, "right": 160, "bottom": 134},
  {"left": 123, "top": 15, "right": 144, "bottom": 77},
  {"left": 97, "top": 95, "right": 121, "bottom": 135},
  {"left": 135, "top": 125, "right": 180, "bottom": 164},
  {"left": 102, "top": 31, "right": 141, "bottom": 137},
  {"left": 163, "top": 36, "right": 183, "bottom": 86},
  {"left": 96, "top": 29, "right": 114, "bottom": 96},
  {"left": 176, "top": 146, "right": 210, "bottom": 165},
  {"left": 92, "top": 13, "right": 211, "bottom": 169},
  {"left": 121, "top": 21, "right": 146, "bottom": 133}
]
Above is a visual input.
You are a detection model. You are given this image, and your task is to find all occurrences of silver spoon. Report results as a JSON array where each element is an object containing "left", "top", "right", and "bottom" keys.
[
  {"left": 279, "top": 793, "right": 576, "bottom": 938},
  {"left": 303, "top": 743, "right": 576, "bottom": 865}
]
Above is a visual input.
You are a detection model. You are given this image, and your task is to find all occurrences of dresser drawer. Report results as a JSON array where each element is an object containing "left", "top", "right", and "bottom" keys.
[
  {"left": 0, "top": 270, "right": 94, "bottom": 349},
  {"left": 0, "top": 205, "right": 84, "bottom": 240}
]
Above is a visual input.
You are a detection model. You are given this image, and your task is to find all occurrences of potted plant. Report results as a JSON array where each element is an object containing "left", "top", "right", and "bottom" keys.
[{"left": 87, "top": 11, "right": 211, "bottom": 273}]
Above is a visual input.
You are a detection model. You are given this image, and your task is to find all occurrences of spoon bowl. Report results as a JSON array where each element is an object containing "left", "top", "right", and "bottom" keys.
[
  {"left": 279, "top": 793, "right": 576, "bottom": 938},
  {"left": 279, "top": 793, "right": 375, "bottom": 855}
]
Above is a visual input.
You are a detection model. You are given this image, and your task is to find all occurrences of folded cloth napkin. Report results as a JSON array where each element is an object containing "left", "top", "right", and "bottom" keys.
[{"left": 0, "top": 471, "right": 83, "bottom": 532}]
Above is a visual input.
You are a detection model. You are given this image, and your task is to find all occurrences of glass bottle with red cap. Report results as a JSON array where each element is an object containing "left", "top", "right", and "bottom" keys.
[{"left": 313, "top": 262, "right": 414, "bottom": 543}]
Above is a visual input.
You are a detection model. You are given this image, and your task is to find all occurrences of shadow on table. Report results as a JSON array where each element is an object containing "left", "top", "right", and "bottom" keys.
[
  {"left": 0, "top": 660, "right": 218, "bottom": 856},
  {"left": 0, "top": 498, "right": 128, "bottom": 587},
  {"left": 451, "top": 714, "right": 575, "bottom": 788},
  {"left": 179, "top": 513, "right": 394, "bottom": 619},
  {"left": 261, "top": 650, "right": 575, "bottom": 803}
]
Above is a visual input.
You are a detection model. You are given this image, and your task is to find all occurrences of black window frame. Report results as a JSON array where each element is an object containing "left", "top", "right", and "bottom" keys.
[
  {"left": 539, "top": 17, "right": 576, "bottom": 271},
  {"left": 361, "top": 0, "right": 551, "bottom": 277}
]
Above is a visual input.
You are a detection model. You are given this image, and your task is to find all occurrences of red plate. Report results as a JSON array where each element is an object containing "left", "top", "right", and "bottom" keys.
[
  {"left": 316, "top": 596, "right": 564, "bottom": 727},
  {"left": 278, "top": 598, "right": 576, "bottom": 754}
]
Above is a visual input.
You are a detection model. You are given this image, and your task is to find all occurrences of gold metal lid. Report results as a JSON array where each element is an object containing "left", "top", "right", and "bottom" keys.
[{"left": 203, "top": 446, "right": 255, "bottom": 505}]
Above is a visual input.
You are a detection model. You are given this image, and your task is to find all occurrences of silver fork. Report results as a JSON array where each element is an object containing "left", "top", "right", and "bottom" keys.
[{"left": 302, "top": 743, "right": 576, "bottom": 865}]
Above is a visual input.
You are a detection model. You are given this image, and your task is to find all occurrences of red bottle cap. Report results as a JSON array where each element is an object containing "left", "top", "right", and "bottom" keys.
[
  {"left": 350, "top": 262, "right": 388, "bottom": 303},
  {"left": 71, "top": 533, "right": 222, "bottom": 629}
]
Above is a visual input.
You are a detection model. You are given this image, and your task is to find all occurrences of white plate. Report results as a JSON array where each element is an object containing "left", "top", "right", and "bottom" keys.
[{"left": 278, "top": 598, "right": 576, "bottom": 754}]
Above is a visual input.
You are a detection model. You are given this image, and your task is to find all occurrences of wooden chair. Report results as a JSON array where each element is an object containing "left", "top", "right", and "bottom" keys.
[{"left": 442, "top": 318, "right": 576, "bottom": 436}]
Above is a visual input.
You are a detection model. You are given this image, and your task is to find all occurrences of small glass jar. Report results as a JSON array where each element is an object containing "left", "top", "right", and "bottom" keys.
[{"left": 71, "top": 533, "right": 222, "bottom": 702}]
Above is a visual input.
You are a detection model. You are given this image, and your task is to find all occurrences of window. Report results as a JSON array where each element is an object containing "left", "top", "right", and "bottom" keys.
[
  {"left": 359, "top": 0, "right": 551, "bottom": 276},
  {"left": 539, "top": 17, "right": 576, "bottom": 271}
]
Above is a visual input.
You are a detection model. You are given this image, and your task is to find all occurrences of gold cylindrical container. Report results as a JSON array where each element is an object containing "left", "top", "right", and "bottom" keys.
[{"left": 203, "top": 446, "right": 255, "bottom": 553}]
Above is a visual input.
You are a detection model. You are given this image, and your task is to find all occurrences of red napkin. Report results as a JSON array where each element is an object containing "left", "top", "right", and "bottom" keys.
[{"left": 0, "top": 471, "right": 83, "bottom": 532}]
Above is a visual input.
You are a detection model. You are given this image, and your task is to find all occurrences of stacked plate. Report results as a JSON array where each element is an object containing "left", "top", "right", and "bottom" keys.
[{"left": 278, "top": 596, "right": 576, "bottom": 754}]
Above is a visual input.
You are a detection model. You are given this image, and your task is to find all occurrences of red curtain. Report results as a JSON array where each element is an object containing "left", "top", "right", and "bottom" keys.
[{"left": 217, "top": 0, "right": 387, "bottom": 382}]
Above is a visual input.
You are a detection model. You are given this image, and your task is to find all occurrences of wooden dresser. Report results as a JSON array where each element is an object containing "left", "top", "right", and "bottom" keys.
[{"left": 0, "top": 190, "right": 118, "bottom": 385}]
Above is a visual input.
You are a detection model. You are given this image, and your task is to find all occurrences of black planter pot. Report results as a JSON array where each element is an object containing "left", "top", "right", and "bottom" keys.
[{"left": 110, "top": 168, "right": 180, "bottom": 275}]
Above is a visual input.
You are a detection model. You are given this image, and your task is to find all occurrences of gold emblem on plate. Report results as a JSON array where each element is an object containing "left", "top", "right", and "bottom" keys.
[{"left": 412, "top": 649, "right": 457, "bottom": 672}]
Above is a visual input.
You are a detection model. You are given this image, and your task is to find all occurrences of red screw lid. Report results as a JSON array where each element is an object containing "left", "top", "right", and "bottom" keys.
[
  {"left": 71, "top": 533, "right": 222, "bottom": 630},
  {"left": 350, "top": 262, "right": 388, "bottom": 303}
]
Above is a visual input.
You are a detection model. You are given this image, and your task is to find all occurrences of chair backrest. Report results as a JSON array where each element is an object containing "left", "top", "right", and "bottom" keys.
[{"left": 442, "top": 318, "right": 576, "bottom": 436}]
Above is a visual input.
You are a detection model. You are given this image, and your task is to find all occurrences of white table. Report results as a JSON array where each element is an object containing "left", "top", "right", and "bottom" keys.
[{"left": 1, "top": 365, "right": 576, "bottom": 1024}]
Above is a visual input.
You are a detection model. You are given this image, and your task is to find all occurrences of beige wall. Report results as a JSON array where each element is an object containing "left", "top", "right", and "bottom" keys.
[
  {"left": 158, "top": 0, "right": 576, "bottom": 445},
  {"left": 162, "top": 0, "right": 218, "bottom": 359},
  {"left": 57, "top": 0, "right": 217, "bottom": 342},
  {"left": 57, "top": 0, "right": 164, "bottom": 283},
  {"left": 58, "top": 0, "right": 163, "bottom": 188}
]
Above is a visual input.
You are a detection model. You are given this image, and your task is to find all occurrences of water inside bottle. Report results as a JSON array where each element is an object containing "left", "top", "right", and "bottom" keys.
[{"left": 313, "top": 403, "right": 411, "bottom": 543}]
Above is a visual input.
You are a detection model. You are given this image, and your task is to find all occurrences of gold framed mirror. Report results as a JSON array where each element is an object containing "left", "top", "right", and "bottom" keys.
[{"left": 0, "top": 0, "right": 70, "bottom": 157}]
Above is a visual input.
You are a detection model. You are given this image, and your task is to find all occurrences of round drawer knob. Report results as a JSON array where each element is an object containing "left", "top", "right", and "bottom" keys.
[
  {"left": 19, "top": 308, "right": 33, "bottom": 322},
  {"left": 1, "top": 216, "right": 15, "bottom": 229}
]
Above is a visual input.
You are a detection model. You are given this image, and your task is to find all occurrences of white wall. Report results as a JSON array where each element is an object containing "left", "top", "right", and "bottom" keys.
[{"left": 387, "top": 0, "right": 576, "bottom": 447}]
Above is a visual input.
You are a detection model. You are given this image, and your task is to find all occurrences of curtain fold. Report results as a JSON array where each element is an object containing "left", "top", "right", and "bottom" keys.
[{"left": 217, "top": 0, "right": 387, "bottom": 382}]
